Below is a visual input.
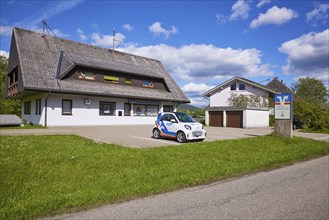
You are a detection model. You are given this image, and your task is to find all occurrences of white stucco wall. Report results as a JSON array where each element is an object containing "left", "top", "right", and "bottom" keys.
[
  {"left": 22, "top": 93, "right": 177, "bottom": 126},
  {"left": 245, "top": 109, "right": 269, "bottom": 128},
  {"left": 21, "top": 94, "right": 45, "bottom": 125},
  {"left": 209, "top": 82, "right": 268, "bottom": 107}
]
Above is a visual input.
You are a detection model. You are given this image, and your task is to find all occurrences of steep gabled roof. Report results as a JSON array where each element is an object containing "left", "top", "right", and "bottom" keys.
[
  {"left": 202, "top": 77, "right": 278, "bottom": 97},
  {"left": 10, "top": 27, "right": 189, "bottom": 103},
  {"left": 266, "top": 77, "right": 292, "bottom": 94}
]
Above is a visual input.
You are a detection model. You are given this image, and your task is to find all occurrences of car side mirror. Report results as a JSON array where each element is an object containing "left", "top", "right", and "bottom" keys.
[{"left": 170, "top": 119, "right": 176, "bottom": 123}]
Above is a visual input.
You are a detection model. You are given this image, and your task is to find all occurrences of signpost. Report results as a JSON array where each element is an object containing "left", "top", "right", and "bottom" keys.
[{"left": 274, "top": 93, "right": 293, "bottom": 137}]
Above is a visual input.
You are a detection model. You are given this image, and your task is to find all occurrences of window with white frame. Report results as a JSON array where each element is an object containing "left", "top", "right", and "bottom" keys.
[
  {"left": 24, "top": 101, "right": 31, "bottom": 115},
  {"left": 230, "top": 83, "right": 237, "bottom": 91},
  {"left": 143, "top": 80, "right": 154, "bottom": 88},
  {"left": 99, "top": 101, "right": 116, "bottom": 116},
  {"left": 78, "top": 71, "right": 95, "bottom": 80},
  {"left": 62, "top": 99, "right": 72, "bottom": 115},
  {"left": 239, "top": 83, "right": 245, "bottom": 90},
  {"left": 133, "top": 104, "right": 159, "bottom": 116},
  {"left": 35, "top": 98, "right": 41, "bottom": 115}
]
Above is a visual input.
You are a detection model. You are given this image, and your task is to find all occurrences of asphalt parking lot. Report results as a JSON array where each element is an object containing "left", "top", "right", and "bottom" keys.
[
  {"left": 1, "top": 125, "right": 327, "bottom": 148},
  {"left": 0, "top": 125, "right": 270, "bottom": 148}
]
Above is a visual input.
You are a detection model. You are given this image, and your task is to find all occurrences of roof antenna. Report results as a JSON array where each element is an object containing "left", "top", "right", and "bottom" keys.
[
  {"left": 42, "top": 19, "right": 57, "bottom": 37},
  {"left": 111, "top": 16, "right": 120, "bottom": 50},
  {"left": 259, "top": 79, "right": 270, "bottom": 84}
]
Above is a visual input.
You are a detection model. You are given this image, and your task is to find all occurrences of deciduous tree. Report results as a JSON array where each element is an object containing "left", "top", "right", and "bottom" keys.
[{"left": 0, "top": 55, "right": 21, "bottom": 116}]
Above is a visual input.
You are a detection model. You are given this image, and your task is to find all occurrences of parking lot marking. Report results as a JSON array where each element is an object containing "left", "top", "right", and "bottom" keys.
[{"left": 130, "top": 136, "right": 180, "bottom": 145}]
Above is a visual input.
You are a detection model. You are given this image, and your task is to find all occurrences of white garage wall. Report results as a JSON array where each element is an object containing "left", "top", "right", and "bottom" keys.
[{"left": 245, "top": 109, "right": 269, "bottom": 128}]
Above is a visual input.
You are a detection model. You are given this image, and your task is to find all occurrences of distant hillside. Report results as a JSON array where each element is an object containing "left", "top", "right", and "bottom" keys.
[{"left": 177, "top": 104, "right": 201, "bottom": 111}]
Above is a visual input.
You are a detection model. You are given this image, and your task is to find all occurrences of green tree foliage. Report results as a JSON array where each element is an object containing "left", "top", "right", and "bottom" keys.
[
  {"left": 0, "top": 55, "right": 21, "bottom": 116},
  {"left": 292, "top": 77, "right": 329, "bottom": 131},
  {"left": 291, "top": 77, "right": 328, "bottom": 105}
]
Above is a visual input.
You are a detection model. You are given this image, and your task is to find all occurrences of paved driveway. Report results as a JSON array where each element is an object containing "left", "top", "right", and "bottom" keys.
[
  {"left": 1, "top": 125, "right": 327, "bottom": 148},
  {"left": 0, "top": 125, "right": 273, "bottom": 148}
]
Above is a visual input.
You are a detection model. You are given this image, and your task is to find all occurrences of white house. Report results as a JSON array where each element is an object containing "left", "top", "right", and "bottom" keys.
[
  {"left": 4, "top": 28, "right": 190, "bottom": 126},
  {"left": 202, "top": 77, "right": 282, "bottom": 128}
]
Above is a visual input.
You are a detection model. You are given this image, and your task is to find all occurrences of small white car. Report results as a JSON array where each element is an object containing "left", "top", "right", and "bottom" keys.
[{"left": 152, "top": 112, "right": 206, "bottom": 143}]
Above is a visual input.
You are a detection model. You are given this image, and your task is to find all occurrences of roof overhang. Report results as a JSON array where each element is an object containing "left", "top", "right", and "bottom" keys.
[{"left": 202, "top": 77, "right": 278, "bottom": 97}]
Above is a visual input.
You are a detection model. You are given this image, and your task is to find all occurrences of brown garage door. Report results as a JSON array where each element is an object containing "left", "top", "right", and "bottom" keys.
[
  {"left": 226, "top": 111, "right": 243, "bottom": 128},
  {"left": 209, "top": 111, "right": 223, "bottom": 127}
]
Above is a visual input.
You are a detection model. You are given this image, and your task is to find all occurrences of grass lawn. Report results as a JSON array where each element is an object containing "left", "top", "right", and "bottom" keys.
[
  {"left": 299, "top": 127, "right": 329, "bottom": 134},
  {"left": 1, "top": 135, "right": 328, "bottom": 219},
  {"left": 0, "top": 125, "right": 47, "bottom": 130}
]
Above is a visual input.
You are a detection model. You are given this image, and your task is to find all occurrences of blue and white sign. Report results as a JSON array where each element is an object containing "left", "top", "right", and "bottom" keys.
[{"left": 274, "top": 93, "right": 292, "bottom": 120}]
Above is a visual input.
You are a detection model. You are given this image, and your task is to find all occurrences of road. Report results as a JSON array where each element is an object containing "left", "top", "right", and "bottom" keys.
[{"left": 45, "top": 156, "right": 329, "bottom": 219}]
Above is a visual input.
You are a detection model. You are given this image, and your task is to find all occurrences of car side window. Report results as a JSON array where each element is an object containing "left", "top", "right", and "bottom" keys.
[
  {"left": 160, "top": 114, "right": 169, "bottom": 122},
  {"left": 168, "top": 114, "right": 178, "bottom": 123}
]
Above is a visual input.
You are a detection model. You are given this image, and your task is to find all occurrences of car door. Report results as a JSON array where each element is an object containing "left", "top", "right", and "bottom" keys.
[{"left": 159, "top": 114, "right": 179, "bottom": 137}]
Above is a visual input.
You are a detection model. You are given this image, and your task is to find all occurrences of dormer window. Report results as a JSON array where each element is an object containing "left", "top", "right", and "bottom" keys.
[
  {"left": 125, "top": 78, "right": 132, "bottom": 85},
  {"left": 78, "top": 72, "right": 95, "bottom": 80},
  {"left": 104, "top": 76, "right": 119, "bottom": 83},
  {"left": 143, "top": 80, "right": 154, "bottom": 88}
]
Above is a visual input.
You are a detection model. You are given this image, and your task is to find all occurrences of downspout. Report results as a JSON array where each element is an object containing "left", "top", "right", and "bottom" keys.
[
  {"left": 45, "top": 51, "right": 63, "bottom": 127},
  {"left": 44, "top": 90, "right": 51, "bottom": 127}
]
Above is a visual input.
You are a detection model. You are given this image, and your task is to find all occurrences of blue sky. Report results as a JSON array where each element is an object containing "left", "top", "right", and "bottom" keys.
[{"left": 1, "top": 0, "right": 328, "bottom": 107}]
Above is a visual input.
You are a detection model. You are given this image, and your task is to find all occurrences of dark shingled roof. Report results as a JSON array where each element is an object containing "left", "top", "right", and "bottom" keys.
[
  {"left": 8, "top": 27, "right": 189, "bottom": 103},
  {"left": 266, "top": 77, "right": 292, "bottom": 94}
]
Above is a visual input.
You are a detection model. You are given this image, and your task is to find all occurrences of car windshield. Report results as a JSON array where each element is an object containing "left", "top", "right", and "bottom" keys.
[{"left": 174, "top": 112, "right": 196, "bottom": 123}]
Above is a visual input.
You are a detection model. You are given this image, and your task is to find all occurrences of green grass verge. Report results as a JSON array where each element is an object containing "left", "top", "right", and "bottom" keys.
[
  {"left": 0, "top": 125, "right": 47, "bottom": 130},
  {"left": 299, "top": 127, "right": 329, "bottom": 134},
  {"left": 1, "top": 135, "right": 328, "bottom": 219}
]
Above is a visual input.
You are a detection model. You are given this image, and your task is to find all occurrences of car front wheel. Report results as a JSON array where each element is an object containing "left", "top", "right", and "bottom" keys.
[
  {"left": 176, "top": 131, "right": 186, "bottom": 143},
  {"left": 153, "top": 128, "right": 161, "bottom": 139}
]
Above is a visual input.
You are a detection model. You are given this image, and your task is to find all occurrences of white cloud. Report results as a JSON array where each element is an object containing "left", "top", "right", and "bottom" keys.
[
  {"left": 0, "top": 50, "right": 9, "bottom": 58},
  {"left": 91, "top": 32, "right": 126, "bottom": 48},
  {"left": 216, "top": 0, "right": 250, "bottom": 24},
  {"left": 181, "top": 83, "right": 213, "bottom": 107},
  {"left": 1, "top": 1, "right": 81, "bottom": 38},
  {"left": 186, "top": 96, "right": 209, "bottom": 108},
  {"left": 149, "top": 22, "right": 178, "bottom": 39},
  {"left": 250, "top": 6, "right": 298, "bottom": 29},
  {"left": 215, "top": 13, "right": 227, "bottom": 24},
  {"left": 0, "top": 25, "right": 13, "bottom": 36},
  {"left": 123, "top": 24, "right": 133, "bottom": 32},
  {"left": 306, "top": 3, "right": 329, "bottom": 26},
  {"left": 20, "top": 0, "right": 83, "bottom": 26},
  {"left": 90, "top": 22, "right": 99, "bottom": 30},
  {"left": 256, "top": 0, "right": 271, "bottom": 8},
  {"left": 77, "top": 28, "right": 87, "bottom": 41},
  {"left": 229, "top": 0, "right": 250, "bottom": 21},
  {"left": 182, "top": 83, "right": 212, "bottom": 94},
  {"left": 120, "top": 44, "right": 273, "bottom": 83},
  {"left": 278, "top": 29, "right": 329, "bottom": 81}
]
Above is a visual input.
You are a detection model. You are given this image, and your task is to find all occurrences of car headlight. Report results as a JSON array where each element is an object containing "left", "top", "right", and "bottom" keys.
[
  {"left": 202, "top": 125, "right": 204, "bottom": 130},
  {"left": 184, "top": 125, "right": 192, "bottom": 130}
]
